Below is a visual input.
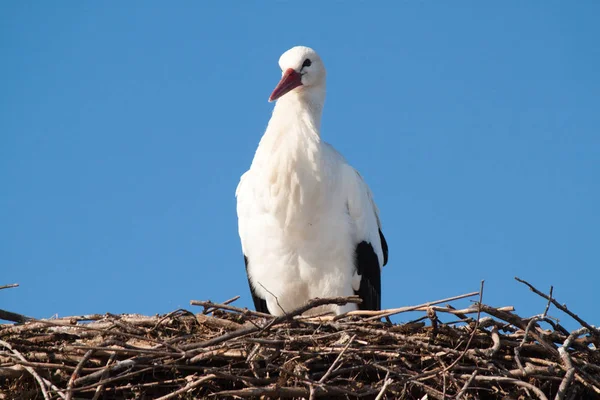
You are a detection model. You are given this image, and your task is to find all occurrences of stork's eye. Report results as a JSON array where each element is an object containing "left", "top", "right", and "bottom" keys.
[{"left": 302, "top": 59, "right": 312, "bottom": 68}]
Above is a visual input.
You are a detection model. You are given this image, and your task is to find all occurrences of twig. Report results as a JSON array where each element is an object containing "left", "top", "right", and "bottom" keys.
[
  {"left": 190, "top": 299, "right": 272, "bottom": 318},
  {"left": 72, "top": 366, "right": 155, "bottom": 393},
  {"left": 543, "top": 285, "right": 554, "bottom": 318},
  {"left": 359, "top": 291, "right": 479, "bottom": 321},
  {"left": 258, "top": 282, "right": 286, "bottom": 315},
  {"left": 456, "top": 370, "right": 478, "bottom": 399},
  {"left": 154, "top": 374, "right": 217, "bottom": 400},
  {"left": 464, "top": 324, "right": 500, "bottom": 360},
  {"left": 202, "top": 295, "right": 241, "bottom": 315},
  {"left": 91, "top": 376, "right": 187, "bottom": 393},
  {"left": 0, "top": 308, "right": 31, "bottom": 323},
  {"left": 318, "top": 334, "right": 356, "bottom": 383},
  {"left": 309, "top": 384, "right": 317, "bottom": 400},
  {"left": 91, "top": 353, "right": 115, "bottom": 400},
  {"left": 515, "top": 277, "right": 598, "bottom": 336},
  {"left": 73, "top": 359, "right": 137, "bottom": 386},
  {"left": 415, "top": 305, "right": 513, "bottom": 315},
  {"left": 0, "top": 283, "right": 19, "bottom": 290},
  {"left": 211, "top": 384, "right": 362, "bottom": 398},
  {"left": 555, "top": 327, "right": 587, "bottom": 400},
  {"left": 375, "top": 372, "right": 393, "bottom": 400},
  {"left": 515, "top": 315, "right": 549, "bottom": 373},
  {"left": 65, "top": 349, "right": 94, "bottom": 400}
]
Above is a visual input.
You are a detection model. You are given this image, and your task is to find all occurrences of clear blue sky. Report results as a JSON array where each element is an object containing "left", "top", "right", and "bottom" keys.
[{"left": 1, "top": 3, "right": 598, "bottom": 331}]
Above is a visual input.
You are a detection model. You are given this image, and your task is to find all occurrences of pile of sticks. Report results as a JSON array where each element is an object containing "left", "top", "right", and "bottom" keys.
[{"left": 1, "top": 278, "right": 598, "bottom": 399}]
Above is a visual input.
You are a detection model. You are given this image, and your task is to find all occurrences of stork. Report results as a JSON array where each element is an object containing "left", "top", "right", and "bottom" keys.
[{"left": 236, "top": 46, "right": 388, "bottom": 316}]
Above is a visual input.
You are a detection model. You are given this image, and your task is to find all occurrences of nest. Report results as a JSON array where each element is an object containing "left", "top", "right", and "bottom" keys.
[{"left": 1, "top": 279, "right": 599, "bottom": 400}]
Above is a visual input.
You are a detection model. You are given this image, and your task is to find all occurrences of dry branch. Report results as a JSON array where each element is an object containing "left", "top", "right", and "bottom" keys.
[{"left": 515, "top": 277, "right": 600, "bottom": 337}]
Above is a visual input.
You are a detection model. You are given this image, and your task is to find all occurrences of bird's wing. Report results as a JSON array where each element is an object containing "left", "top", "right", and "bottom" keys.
[
  {"left": 236, "top": 172, "right": 270, "bottom": 314},
  {"left": 356, "top": 169, "right": 388, "bottom": 266},
  {"left": 340, "top": 162, "right": 388, "bottom": 311},
  {"left": 244, "top": 255, "right": 270, "bottom": 314}
]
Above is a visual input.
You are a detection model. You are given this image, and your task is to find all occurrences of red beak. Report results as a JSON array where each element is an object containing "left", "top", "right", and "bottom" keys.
[{"left": 269, "top": 68, "right": 302, "bottom": 102}]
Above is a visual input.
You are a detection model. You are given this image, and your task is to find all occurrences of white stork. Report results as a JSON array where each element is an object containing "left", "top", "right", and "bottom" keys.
[{"left": 236, "top": 46, "right": 388, "bottom": 316}]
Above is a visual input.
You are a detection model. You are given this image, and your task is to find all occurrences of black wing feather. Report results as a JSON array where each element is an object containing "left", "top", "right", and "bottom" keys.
[
  {"left": 354, "top": 241, "right": 382, "bottom": 310},
  {"left": 379, "top": 228, "right": 388, "bottom": 266},
  {"left": 244, "top": 255, "right": 270, "bottom": 314}
]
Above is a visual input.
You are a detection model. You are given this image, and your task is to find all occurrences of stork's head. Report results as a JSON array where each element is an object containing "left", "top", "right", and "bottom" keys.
[{"left": 269, "top": 46, "right": 326, "bottom": 102}]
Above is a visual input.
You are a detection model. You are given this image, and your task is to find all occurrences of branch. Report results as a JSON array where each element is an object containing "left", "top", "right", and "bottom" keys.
[
  {"left": 155, "top": 374, "right": 217, "bottom": 400},
  {"left": 375, "top": 373, "right": 393, "bottom": 400},
  {"left": 318, "top": 334, "right": 356, "bottom": 383},
  {"left": 0, "top": 283, "right": 19, "bottom": 290},
  {"left": 338, "top": 291, "right": 479, "bottom": 321},
  {"left": 0, "top": 308, "right": 31, "bottom": 323},
  {"left": 190, "top": 299, "right": 272, "bottom": 318},
  {"left": 515, "top": 277, "right": 598, "bottom": 336},
  {"left": 555, "top": 327, "right": 588, "bottom": 400}
]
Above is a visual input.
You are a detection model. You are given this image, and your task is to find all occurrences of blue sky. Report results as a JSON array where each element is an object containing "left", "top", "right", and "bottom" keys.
[{"left": 1, "top": 3, "right": 598, "bottom": 331}]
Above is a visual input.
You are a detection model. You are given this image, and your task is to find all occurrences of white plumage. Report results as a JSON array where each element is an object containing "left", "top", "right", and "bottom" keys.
[{"left": 236, "top": 46, "right": 388, "bottom": 316}]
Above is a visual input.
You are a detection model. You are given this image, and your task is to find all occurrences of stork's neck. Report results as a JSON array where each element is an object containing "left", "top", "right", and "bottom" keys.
[
  {"left": 253, "top": 88, "right": 326, "bottom": 166},
  {"left": 270, "top": 88, "right": 325, "bottom": 135}
]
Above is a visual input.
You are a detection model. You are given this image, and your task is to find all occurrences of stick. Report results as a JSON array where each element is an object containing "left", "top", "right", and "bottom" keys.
[
  {"left": 154, "top": 374, "right": 217, "bottom": 400},
  {"left": 91, "top": 353, "right": 115, "bottom": 400},
  {"left": 202, "top": 295, "right": 240, "bottom": 315},
  {"left": 515, "top": 277, "right": 598, "bottom": 335},
  {"left": 415, "top": 305, "right": 514, "bottom": 315},
  {"left": 73, "top": 359, "right": 137, "bottom": 386},
  {"left": 555, "top": 327, "right": 587, "bottom": 400},
  {"left": 65, "top": 349, "right": 94, "bottom": 400},
  {"left": 515, "top": 315, "right": 548, "bottom": 373},
  {"left": 211, "top": 384, "right": 361, "bottom": 398},
  {"left": 258, "top": 283, "right": 287, "bottom": 315},
  {"left": 543, "top": 285, "right": 554, "bottom": 318},
  {"left": 456, "top": 370, "right": 478, "bottom": 399},
  {"left": 0, "top": 308, "right": 31, "bottom": 323},
  {"left": 0, "top": 283, "right": 19, "bottom": 290},
  {"left": 357, "top": 291, "right": 479, "bottom": 321},
  {"left": 70, "top": 366, "right": 156, "bottom": 394},
  {"left": 318, "top": 334, "right": 356, "bottom": 383},
  {"left": 190, "top": 299, "right": 272, "bottom": 318},
  {"left": 308, "top": 385, "right": 317, "bottom": 400},
  {"left": 374, "top": 373, "right": 393, "bottom": 400},
  {"left": 93, "top": 376, "right": 187, "bottom": 393}
]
